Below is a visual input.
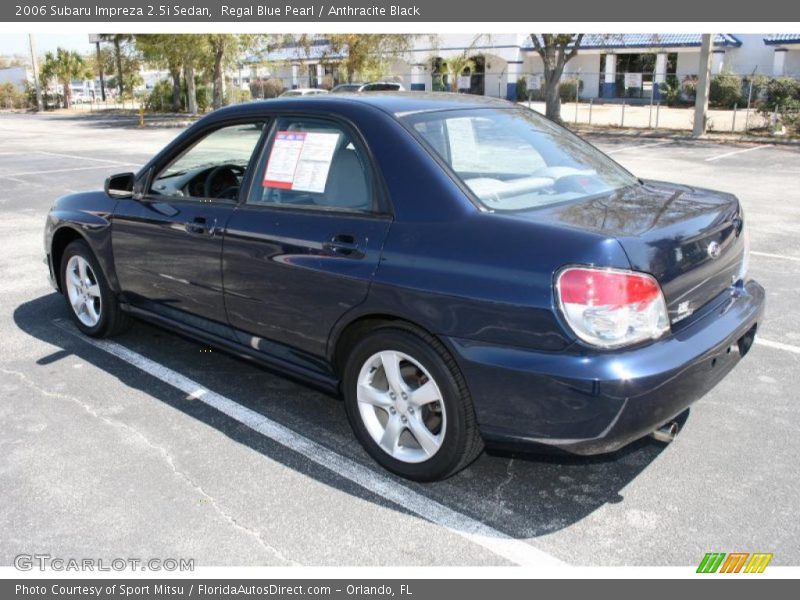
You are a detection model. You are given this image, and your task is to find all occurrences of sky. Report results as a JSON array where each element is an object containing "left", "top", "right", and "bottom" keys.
[{"left": 0, "top": 34, "right": 95, "bottom": 58}]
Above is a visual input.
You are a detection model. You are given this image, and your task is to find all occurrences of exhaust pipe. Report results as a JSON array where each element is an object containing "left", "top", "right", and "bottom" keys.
[{"left": 651, "top": 421, "right": 679, "bottom": 443}]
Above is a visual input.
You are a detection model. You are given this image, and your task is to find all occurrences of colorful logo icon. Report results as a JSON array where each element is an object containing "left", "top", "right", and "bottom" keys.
[{"left": 697, "top": 552, "right": 773, "bottom": 573}]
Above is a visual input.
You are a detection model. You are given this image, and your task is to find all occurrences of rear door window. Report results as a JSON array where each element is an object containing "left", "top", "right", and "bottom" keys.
[{"left": 247, "top": 118, "right": 375, "bottom": 212}]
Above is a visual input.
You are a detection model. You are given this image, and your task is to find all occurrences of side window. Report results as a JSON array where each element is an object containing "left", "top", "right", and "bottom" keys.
[
  {"left": 149, "top": 122, "right": 264, "bottom": 201},
  {"left": 248, "top": 118, "right": 373, "bottom": 212}
]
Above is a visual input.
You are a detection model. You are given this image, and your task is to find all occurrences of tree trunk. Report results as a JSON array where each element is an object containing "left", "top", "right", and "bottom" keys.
[
  {"left": 170, "top": 70, "right": 181, "bottom": 112},
  {"left": 185, "top": 64, "right": 198, "bottom": 115},
  {"left": 212, "top": 44, "right": 225, "bottom": 110},
  {"left": 544, "top": 77, "right": 562, "bottom": 121},
  {"left": 63, "top": 79, "right": 72, "bottom": 109},
  {"left": 114, "top": 37, "right": 124, "bottom": 95}
]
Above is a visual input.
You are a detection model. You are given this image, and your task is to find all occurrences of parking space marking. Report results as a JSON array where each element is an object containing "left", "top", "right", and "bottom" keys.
[
  {"left": 756, "top": 338, "right": 800, "bottom": 355},
  {"left": 0, "top": 165, "right": 138, "bottom": 179},
  {"left": 53, "top": 319, "right": 565, "bottom": 569},
  {"left": 704, "top": 144, "right": 770, "bottom": 162},
  {"left": 36, "top": 151, "right": 136, "bottom": 166},
  {"left": 751, "top": 251, "right": 800, "bottom": 263},
  {"left": 1, "top": 175, "right": 26, "bottom": 184},
  {"left": 604, "top": 140, "right": 673, "bottom": 155}
]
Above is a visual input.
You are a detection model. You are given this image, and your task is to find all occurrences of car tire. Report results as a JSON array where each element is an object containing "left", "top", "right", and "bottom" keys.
[
  {"left": 342, "top": 325, "right": 484, "bottom": 481},
  {"left": 60, "top": 239, "right": 130, "bottom": 338}
]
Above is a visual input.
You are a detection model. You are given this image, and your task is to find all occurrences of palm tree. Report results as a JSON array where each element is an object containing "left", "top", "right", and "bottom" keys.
[
  {"left": 40, "top": 48, "right": 89, "bottom": 109},
  {"left": 442, "top": 53, "right": 476, "bottom": 93}
]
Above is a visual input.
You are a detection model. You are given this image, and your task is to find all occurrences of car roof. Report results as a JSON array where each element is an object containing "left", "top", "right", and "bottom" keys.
[{"left": 223, "top": 92, "right": 514, "bottom": 119}]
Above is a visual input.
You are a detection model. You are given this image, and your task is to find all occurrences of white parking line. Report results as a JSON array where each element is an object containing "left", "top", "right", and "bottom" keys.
[
  {"left": 0, "top": 165, "right": 136, "bottom": 179},
  {"left": 604, "top": 140, "right": 673, "bottom": 155},
  {"left": 53, "top": 319, "right": 565, "bottom": 569},
  {"left": 751, "top": 251, "right": 800, "bottom": 263},
  {"left": 704, "top": 144, "right": 770, "bottom": 162},
  {"left": 36, "top": 151, "right": 135, "bottom": 166},
  {"left": 756, "top": 338, "right": 800, "bottom": 355},
  {"left": 0, "top": 175, "right": 26, "bottom": 183}
]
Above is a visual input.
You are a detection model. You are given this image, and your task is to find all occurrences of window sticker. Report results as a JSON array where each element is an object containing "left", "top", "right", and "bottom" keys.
[
  {"left": 446, "top": 117, "right": 479, "bottom": 171},
  {"left": 263, "top": 130, "right": 341, "bottom": 193}
]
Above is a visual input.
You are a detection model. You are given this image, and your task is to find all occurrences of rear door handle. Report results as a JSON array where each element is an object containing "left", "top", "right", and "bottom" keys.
[
  {"left": 323, "top": 234, "right": 364, "bottom": 259},
  {"left": 185, "top": 216, "right": 217, "bottom": 236}
]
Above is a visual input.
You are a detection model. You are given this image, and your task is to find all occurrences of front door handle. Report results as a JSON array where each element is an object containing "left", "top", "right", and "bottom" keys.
[
  {"left": 323, "top": 234, "right": 364, "bottom": 259},
  {"left": 185, "top": 216, "right": 217, "bottom": 236}
]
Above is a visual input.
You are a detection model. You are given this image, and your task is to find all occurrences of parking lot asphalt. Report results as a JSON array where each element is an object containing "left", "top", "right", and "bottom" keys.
[{"left": 1, "top": 111, "right": 798, "bottom": 567}]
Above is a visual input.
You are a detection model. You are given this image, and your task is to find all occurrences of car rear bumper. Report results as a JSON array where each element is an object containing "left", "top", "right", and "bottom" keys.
[{"left": 445, "top": 279, "right": 765, "bottom": 455}]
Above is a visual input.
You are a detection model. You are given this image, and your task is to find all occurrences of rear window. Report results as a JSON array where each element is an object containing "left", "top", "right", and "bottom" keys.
[{"left": 403, "top": 108, "right": 638, "bottom": 211}]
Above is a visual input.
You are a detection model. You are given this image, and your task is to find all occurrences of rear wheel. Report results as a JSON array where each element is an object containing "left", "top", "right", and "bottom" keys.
[
  {"left": 342, "top": 326, "right": 484, "bottom": 481},
  {"left": 60, "top": 240, "right": 130, "bottom": 337}
]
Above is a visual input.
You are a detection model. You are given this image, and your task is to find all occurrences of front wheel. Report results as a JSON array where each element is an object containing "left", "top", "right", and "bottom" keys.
[
  {"left": 60, "top": 239, "right": 130, "bottom": 337},
  {"left": 342, "top": 326, "right": 484, "bottom": 481}
]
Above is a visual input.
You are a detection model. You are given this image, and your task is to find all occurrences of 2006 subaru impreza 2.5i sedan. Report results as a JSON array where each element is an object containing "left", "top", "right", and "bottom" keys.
[{"left": 44, "top": 93, "right": 764, "bottom": 481}]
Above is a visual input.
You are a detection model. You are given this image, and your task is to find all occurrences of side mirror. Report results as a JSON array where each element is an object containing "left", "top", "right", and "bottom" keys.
[{"left": 104, "top": 172, "right": 135, "bottom": 199}]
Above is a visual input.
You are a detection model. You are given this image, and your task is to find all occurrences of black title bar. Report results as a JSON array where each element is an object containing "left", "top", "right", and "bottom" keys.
[{"left": 4, "top": 0, "right": 800, "bottom": 22}]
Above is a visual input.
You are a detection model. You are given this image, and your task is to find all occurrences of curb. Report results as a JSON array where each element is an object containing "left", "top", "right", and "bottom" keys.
[{"left": 566, "top": 125, "right": 800, "bottom": 146}]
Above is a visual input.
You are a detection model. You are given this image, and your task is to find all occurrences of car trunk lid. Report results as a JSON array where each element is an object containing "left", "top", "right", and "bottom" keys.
[{"left": 519, "top": 180, "right": 746, "bottom": 325}]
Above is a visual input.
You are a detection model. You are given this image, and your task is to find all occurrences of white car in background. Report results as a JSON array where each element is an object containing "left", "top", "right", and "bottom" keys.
[
  {"left": 280, "top": 88, "right": 329, "bottom": 97},
  {"left": 330, "top": 81, "right": 406, "bottom": 93}
]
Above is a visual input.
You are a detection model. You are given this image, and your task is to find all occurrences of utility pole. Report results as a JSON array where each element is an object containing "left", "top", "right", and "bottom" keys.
[
  {"left": 95, "top": 41, "right": 106, "bottom": 101},
  {"left": 693, "top": 33, "right": 714, "bottom": 138},
  {"left": 28, "top": 34, "right": 43, "bottom": 111}
]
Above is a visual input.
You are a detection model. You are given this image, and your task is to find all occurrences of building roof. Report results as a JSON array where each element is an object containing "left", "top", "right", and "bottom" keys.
[
  {"left": 524, "top": 34, "right": 742, "bottom": 51},
  {"left": 763, "top": 34, "right": 800, "bottom": 45},
  {"left": 244, "top": 40, "right": 340, "bottom": 64}
]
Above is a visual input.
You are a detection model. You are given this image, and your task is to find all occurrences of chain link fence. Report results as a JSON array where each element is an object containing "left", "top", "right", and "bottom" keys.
[
  {"left": 6, "top": 69, "right": 798, "bottom": 135},
  {"left": 520, "top": 71, "right": 800, "bottom": 134}
]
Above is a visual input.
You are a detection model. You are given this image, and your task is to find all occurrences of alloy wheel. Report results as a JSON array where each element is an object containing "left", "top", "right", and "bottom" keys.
[
  {"left": 356, "top": 350, "right": 446, "bottom": 463},
  {"left": 65, "top": 255, "right": 103, "bottom": 327}
]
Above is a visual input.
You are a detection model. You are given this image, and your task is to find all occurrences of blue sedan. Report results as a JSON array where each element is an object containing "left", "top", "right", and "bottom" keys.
[{"left": 43, "top": 93, "right": 764, "bottom": 481}]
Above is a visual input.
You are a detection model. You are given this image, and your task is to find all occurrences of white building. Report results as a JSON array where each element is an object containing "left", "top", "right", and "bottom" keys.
[
  {"left": 244, "top": 33, "right": 800, "bottom": 101},
  {"left": 0, "top": 66, "right": 31, "bottom": 90}
]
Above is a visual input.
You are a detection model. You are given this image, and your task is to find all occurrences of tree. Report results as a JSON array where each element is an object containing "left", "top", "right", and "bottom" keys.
[
  {"left": 136, "top": 34, "right": 185, "bottom": 111},
  {"left": 40, "top": 47, "right": 90, "bottom": 109},
  {"left": 97, "top": 35, "right": 134, "bottom": 95},
  {"left": 319, "top": 34, "right": 413, "bottom": 83},
  {"left": 440, "top": 52, "right": 476, "bottom": 93},
  {"left": 204, "top": 35, "right": 249, "bottom": 109},
  {"left": 529, "top": 34, "right": 585, "bottom": 122},
  {"left": 180, "top": 37, "right": 209, "bottom": 115},
  {"left": 95, "top": 35, "right": 141, "bottom": 97},
  {"left": 135, "top": 35, "right": 208, "bottom": 115}
]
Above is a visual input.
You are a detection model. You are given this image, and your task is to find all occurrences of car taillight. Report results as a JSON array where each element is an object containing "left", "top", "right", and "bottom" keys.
[{"left": 556, "top": 266, "right": 670, "bottom": 348}]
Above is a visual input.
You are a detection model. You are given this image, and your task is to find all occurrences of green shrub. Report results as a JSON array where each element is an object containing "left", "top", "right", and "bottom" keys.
[
  {"left": 431, "top": 73, "right": 447, "bottom": 92},
  {"left": 195, "top": 84, "right": 211, "bottom": 112},
  {"left": 559, "top": 78, "right": 583, "bottom": 102},
  {"left": 709, "top": 73, "right": 743, "bottom": 108},
  {"left": 249, "top": 78, "right": 285, "bottom": 99},
  {"left": 145, "top": 79, "right": 174, "bottom": 112},
  {"left": 764, "top": 77, "right": 800, "bottom": 110},
  {"left": 226, "top": 86, "right": 251, "bottom": 104},
  {"left": 681, "top": 76, "right": 697, "bottom": 102},
  {"left": 515, "top": 76, "right": 528, "bottom": 101},
  {"left": 0, "top": 82, "right": 26, "bottom": 108},
  {"left": 658, "top": 75, "right": 682, "bottom": 106}
]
